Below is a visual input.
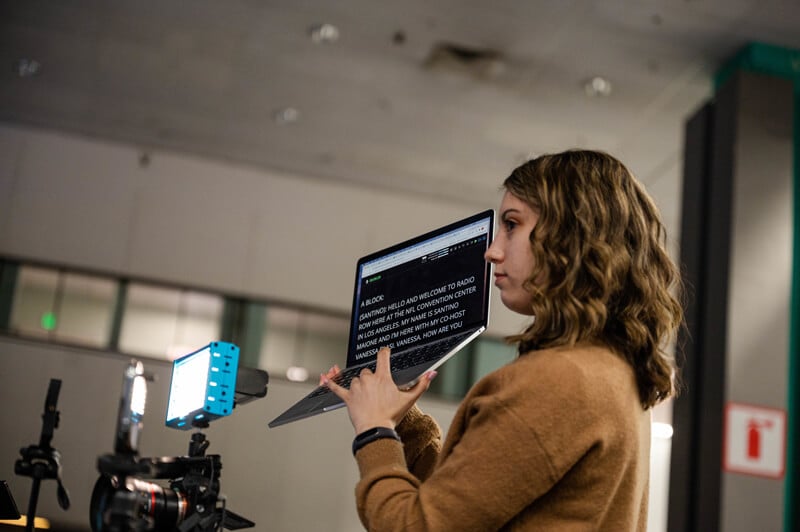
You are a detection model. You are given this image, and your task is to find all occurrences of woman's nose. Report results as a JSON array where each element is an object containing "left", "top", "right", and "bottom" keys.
[{"left": 484, "top": 242, "right": 502, "bottom": 263}]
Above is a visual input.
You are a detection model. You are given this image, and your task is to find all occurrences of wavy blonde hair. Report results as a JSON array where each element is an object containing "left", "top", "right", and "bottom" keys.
[{"left": 504, "top": 150, "right": 683, "bottom": 408}]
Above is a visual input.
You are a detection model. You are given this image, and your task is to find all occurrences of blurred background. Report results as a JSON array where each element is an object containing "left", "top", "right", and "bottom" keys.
[{"left": 1, "top": 1, "right": 799, "bottom": 531}]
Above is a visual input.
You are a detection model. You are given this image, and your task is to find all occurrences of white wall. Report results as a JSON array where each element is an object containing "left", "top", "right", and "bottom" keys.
[{"left": 0, "top": 123, "right": 528, "bottom": 335}]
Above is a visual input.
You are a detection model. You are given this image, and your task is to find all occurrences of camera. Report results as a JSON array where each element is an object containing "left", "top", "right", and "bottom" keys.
[{"left": 90, "top": 342, "right": 268, "bottom": 532}]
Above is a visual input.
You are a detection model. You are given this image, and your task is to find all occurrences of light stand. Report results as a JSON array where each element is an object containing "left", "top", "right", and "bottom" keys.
[{"left": 15, "top": 379, "right": 71, "bottom": 532}]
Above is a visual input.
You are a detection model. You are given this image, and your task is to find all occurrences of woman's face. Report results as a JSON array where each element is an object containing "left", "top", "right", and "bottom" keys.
[{"left": 484, "top": 191, "right": 540, "bottom": 315}]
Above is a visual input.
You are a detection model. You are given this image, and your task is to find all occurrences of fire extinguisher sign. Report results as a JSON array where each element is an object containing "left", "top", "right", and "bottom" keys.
[{"left": 723, "top": 402, "right": 787, "bottom": 479}]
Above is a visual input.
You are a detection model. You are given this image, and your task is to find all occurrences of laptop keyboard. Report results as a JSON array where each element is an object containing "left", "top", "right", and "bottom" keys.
[{"left": 308, "top": 330, "right": 474, "bottom": 398}]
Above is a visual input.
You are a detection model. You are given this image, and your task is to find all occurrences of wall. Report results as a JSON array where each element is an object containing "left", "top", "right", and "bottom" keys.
[
  {"left": 721, "top": 71, "right": 793, "bottom": 531},
  {"left": 0, "top": 123, "right": 527, "bottom": 337}
]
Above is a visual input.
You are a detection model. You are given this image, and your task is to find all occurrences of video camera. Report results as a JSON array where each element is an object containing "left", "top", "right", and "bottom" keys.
[{"left": 90, "top": 342, "right": 268, "bottom": 532}]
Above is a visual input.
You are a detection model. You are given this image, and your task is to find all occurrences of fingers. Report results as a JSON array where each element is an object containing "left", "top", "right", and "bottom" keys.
[
  {"left": 405, "top": 370, "right": 437, "bottom": 401},
  {"left": 319, "top": 364, "right": 341, "bottom": 385},
  {"left": 321, "top": 374, "right": 348, "bottom": 402},
  {"left": 375, "top": 346, "right": 391, "bottom": 376},
  {"left": 321, "top": 347, "right": 434, "bottom": 410}
]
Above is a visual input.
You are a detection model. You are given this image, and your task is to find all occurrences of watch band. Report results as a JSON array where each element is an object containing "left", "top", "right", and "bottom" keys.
[{"left": 352, "top": 426, "right": 401, "bottom": 456}]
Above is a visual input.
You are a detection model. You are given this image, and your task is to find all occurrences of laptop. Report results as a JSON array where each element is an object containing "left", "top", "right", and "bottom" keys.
[{"left": 268, "top": 209, "right": 494, "bottom": 427}]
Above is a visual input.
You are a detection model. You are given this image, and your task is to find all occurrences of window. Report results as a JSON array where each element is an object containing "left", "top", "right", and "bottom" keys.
[
  {"left": 55, "top": 272, "right": 117, "bottom": 347},
  {"left": 471, "top": 337, "right": 518, "bottom": 382},
  {"left": 119, "top": 283, "right": 222, "bottom": 360},
  {"left": 260, "top": 307, "right": 349, "bottom": 382},
  {"left": 9, "top": 265, "right": 59, "bottom": 339},
  {"left": 0, "top": 257, "right": 507, "bottom": 400}
]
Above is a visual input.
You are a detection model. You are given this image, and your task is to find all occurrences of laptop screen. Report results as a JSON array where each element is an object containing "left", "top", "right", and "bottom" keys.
[{"left": 347, "top": 210, "right": 493, "bottom": 365}]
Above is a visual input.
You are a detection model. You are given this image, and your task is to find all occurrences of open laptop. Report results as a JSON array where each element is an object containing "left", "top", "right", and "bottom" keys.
[{"left": 268, "top": 209, "right": 494, "bottom": 428}]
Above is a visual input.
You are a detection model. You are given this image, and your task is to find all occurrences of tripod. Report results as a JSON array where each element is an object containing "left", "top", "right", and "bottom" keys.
[{"left": 15, "top": 379, "right": 71, "bottom": 532}]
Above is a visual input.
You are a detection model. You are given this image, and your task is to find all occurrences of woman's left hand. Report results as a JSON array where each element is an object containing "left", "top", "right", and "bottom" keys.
[{"left": 322, "top": 346, "right": 436, "bottom": 434}]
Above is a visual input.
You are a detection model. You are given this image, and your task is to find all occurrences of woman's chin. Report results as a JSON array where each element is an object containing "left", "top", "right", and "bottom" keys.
[{"left": 500, "top": 294, "right": 535, "bottom": 316}]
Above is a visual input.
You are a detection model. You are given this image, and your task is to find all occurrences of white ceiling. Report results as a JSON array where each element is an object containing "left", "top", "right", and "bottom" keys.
[{"left": 2, "top": 0, "right": 800, "bottom": 244}]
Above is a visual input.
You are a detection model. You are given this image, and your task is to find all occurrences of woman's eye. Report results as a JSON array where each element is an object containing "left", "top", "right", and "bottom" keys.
[{"left": 503, "top": 219, "right": 517, "bottom": 231}]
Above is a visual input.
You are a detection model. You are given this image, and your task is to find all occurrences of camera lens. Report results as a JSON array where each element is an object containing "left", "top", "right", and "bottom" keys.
[{"left": 90, "top": 474, "right": 187, "bottom": 531}]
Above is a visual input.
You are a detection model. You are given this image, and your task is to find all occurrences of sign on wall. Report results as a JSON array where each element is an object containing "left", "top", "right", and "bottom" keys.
[{"left": 722, "top": 402, "right": 787, "bottom": 479}]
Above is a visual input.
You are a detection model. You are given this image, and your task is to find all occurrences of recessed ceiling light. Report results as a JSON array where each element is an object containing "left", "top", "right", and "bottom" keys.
[
  {"left": 15, "top": 58, "right": 41, "bottom": 78},
  {"left": 309, "top": 23, "right": 339, "bottom": 44},
  {"left": 273, "top": 107, "right": 300, "bottom": 125},
  {"left": 584, "top": 76, "right": 612, "bottom": 97}
]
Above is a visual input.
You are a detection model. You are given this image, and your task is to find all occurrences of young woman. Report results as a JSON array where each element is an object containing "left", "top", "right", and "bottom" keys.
[{"left": 323, "top": 149, "right": 683, "bottom": 531}]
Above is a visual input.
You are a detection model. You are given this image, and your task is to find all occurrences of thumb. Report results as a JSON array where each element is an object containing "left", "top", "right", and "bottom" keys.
[{"left": 405, "top": 370, "right": 437, "bottom": 401}]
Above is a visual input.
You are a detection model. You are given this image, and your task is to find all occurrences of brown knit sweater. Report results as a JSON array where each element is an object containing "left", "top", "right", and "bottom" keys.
[{"left": 354, "top": 343, "right": 651, "bottom": 531}]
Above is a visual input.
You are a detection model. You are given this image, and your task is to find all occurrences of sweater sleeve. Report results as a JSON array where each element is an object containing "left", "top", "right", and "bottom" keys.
[
  {"left": 395, "top": 404, "right": 442, "bottom": 481},
  {"left": 354, "top": 394, "right": 564, "bottom": 532}
]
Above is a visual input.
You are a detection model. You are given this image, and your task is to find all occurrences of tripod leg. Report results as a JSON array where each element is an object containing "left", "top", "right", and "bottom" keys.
[{"left": 25, "top": 476, "right": 41, "bottom": 532}]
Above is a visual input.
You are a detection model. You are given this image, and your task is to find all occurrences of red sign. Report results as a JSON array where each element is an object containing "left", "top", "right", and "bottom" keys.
[{"left": 723, "top": 402, "right": 786, "bottom": 479}]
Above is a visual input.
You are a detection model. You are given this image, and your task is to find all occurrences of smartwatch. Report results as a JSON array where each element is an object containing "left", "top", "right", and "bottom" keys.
[{"left": 352, "top": 427, "right": 401, "bottom": 456}]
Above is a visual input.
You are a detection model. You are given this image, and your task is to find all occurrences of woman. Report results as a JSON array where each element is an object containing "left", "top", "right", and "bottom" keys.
[{"left": 323, "top": 149, "right": 683, "bottom": 531}]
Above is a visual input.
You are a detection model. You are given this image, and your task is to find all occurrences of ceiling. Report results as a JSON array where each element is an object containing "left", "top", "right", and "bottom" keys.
[{"left": 2, "top": 0, "right": 800, "bottom": 243}]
